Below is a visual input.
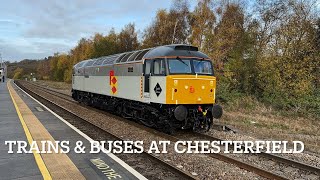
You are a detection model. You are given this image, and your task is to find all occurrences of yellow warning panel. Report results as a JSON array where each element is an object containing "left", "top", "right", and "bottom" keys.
[{"left": 110, "top": 75, "right": 118, "bottom": 95}]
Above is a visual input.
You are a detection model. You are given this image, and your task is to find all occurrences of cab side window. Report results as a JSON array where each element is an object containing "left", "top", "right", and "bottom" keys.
[
  {"left": 144, "top": 60, "right": 152, "bottom": 75},
  {"left": 144, "top": 60, "right": 152, "bottom": 93},
  {"left": 153, "top": 59, "right": 165, "bottom": 75}
]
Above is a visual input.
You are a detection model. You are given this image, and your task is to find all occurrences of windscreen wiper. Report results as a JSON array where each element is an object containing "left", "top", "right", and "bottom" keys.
[
  {"left": 195, "top": 58, "right": 204, "bottom": 68},
  {"left": 176, "top": 56, "right": 188, "bottom": 66}
]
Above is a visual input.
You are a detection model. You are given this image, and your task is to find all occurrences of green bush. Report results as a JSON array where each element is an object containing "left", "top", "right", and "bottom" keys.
[{"left": 218, "top": 75, "right": 320, "bottom": 118}]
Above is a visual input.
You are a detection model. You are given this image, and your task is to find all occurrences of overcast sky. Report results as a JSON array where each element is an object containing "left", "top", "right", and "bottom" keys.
[{"left": 0, "top": 0, "right": 196, "bottom": 62}]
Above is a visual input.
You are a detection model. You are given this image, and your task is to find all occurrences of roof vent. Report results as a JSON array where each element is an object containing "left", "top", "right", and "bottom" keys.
[{"left": 174, "top": 45, "right": 198, "bottom": 51}]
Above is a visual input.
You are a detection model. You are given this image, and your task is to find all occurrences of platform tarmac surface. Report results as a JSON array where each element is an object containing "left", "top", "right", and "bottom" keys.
[
  {"left": 0, "top": 80, "right": 42, "bottom": 179},
  {"left": 0, "top": 80, "right": 146, "bottom": 180}
]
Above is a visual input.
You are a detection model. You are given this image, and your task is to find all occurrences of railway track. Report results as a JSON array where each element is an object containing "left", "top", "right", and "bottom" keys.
[
  {"left": 27, "top": 82, "right": 73, "bottom": 100},
  {"left": 176, "top": 132, "right": 320, "bottom": 176},
  {"left": 190, "top": 132, "right": 320, "bottom": 176},
  {"left": 162, "top": 134, "right": 288, "bottom": 180},
  {"left": 17, "top": 80, "right": 320, "bottom": 179},
  {"left": 15, "top": 81, "right": 197, "bottom": 180}
]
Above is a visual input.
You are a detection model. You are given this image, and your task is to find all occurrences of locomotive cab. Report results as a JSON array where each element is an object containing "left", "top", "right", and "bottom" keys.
[
  {"left": 143, "top": 57, "right": 216, "bottom": 104},
  {"left": 142, "top": 45, "right": 223, "bottom": 132}
]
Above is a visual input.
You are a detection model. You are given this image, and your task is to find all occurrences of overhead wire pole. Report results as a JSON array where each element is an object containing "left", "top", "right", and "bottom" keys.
[{"left": 0, "top": 53, "right": 4, "bottom": 68}]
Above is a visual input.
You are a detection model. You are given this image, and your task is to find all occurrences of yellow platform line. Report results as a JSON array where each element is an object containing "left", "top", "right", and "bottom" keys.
[{"left": 7, "top": 80, "right": 52, "bottom": 180}]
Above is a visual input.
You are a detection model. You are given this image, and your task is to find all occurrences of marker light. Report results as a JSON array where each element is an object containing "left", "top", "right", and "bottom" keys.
[{"left": 190, "top": 86, "right": 195, "bottom": 93}]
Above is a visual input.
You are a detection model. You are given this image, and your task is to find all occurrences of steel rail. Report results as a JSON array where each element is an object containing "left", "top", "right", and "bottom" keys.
[{"left": 193, "top": 132, "right": 320, "bottom": 176}]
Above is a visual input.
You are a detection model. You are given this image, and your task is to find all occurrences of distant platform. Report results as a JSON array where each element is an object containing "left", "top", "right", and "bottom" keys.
[{"left": 0, "top": 80, "right": 146, "bottom": 180}]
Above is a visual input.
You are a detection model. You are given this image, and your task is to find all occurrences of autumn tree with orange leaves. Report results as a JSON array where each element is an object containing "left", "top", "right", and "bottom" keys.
[{"left": 27, "top": 0, "right": 320, "bottom": 115}]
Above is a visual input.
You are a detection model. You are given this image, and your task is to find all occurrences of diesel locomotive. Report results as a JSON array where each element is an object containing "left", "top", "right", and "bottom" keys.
[
  {"left": 72, "top": 44, "right": 222, "bottom": 133},
  {"left": 0, "top": 62, "right": 6, "bottom": 83}
]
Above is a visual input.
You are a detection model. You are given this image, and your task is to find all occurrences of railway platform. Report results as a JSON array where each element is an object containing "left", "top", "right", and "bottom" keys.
[{"left": 0, "top": 80, "right": 146, "bottom": 180}]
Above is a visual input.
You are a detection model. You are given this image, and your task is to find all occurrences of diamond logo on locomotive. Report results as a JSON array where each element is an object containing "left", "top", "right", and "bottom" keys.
[{"left": 154, "top": 83, "right": 162, "bottom": 97}]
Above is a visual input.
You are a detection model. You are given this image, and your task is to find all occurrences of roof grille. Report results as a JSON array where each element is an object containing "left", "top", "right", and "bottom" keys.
[
  {"left": 120, "top": 52, "right": 134, "bottom": 62},
  {"left": 135, "top": 49, "right": 150, "bottom": 60},
  {"left": 174, "top": 45, "right": 198, "bottom": 51}
]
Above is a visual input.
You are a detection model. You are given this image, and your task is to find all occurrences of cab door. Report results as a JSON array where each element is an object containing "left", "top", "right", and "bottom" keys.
[
  {"left": 149, "top": 59, "right": 166, "bottom": 104},
  {"left": 143, "top": 60, "right": 152, "bottom": 101}
]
